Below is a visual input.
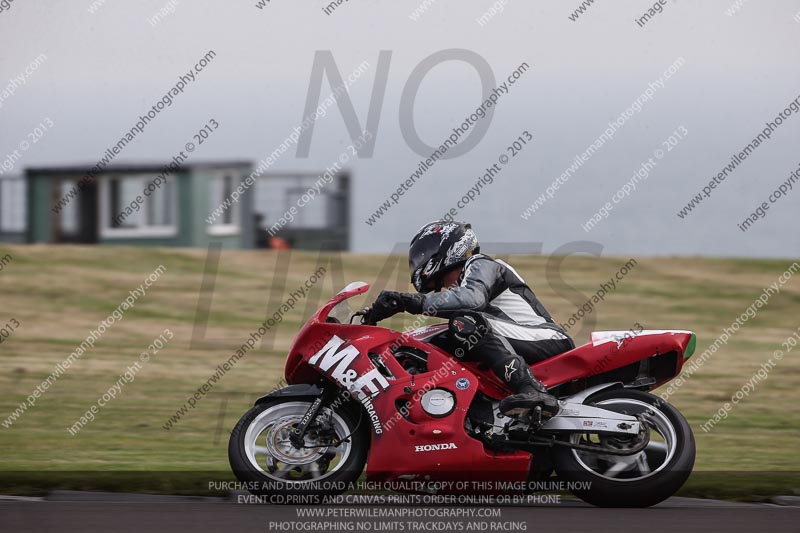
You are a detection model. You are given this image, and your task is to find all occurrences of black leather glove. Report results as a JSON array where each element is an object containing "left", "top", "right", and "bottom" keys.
[{"left": 369, "top": 291, "right": 425, "bottom": 322}]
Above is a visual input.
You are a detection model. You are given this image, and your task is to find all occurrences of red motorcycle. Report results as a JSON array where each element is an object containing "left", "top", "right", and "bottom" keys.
[{"left": 229, "top": 282, "right": 696, "bottom": 507}]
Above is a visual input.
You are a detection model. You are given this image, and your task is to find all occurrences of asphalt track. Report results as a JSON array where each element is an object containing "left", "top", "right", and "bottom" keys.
[{"left": 1, "top": 492, "right": 799, "bottom": 533}]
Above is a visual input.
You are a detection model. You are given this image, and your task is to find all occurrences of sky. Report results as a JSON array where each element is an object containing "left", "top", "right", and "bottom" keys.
[{"left": 1, "top": 0, "right": 799, "bottom": 256}]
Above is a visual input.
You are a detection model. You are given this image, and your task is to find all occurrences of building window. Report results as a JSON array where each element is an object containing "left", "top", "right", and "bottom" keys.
[
  {"left": 0, "top": 177, "right": 26, "bottom": 233},
  {"left": 100, "top": 175, "right": 177, "bottom": 238},
  {"left": 208, "top": 173, "right": 241, "bottom": 235},
  {"left": 59, "top": 180, "right": 79, "bottom": 236}
]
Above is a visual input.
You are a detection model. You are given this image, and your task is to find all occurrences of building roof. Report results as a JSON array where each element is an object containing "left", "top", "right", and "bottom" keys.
[{"left": 25, "top": 161, "right": 252, "bottom": 176}]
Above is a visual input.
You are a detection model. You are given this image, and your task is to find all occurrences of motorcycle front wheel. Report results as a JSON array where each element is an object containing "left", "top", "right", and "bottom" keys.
[
  {"left": 228, "top": 399, "right": 368, "bottom": 496},
  {"left": 552, "top": 389, "right": 695, "bottom": 507}
]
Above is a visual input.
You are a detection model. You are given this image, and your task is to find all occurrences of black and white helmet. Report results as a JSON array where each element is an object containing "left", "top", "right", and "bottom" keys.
[{"left": 409, "top": 220, "right": 479, "bottom": 293}]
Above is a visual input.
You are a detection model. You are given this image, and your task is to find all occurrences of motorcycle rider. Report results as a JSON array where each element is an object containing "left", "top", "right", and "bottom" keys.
[{"left": 368, "top": 220, "right": 574, "bottom": 419}]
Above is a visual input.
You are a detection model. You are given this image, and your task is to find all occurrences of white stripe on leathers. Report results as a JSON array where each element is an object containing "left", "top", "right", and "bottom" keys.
[{"left": 487, "top": 317, "right": 569, "bottom": 341}]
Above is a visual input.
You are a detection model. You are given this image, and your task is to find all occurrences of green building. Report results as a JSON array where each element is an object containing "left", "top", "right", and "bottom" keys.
[{"left": 26, "top": 162, "right": 255, "bottom": 249}]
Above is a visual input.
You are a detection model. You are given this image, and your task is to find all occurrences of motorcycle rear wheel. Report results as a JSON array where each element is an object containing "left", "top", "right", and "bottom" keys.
[
  {"left": 228, "top": 399, "right": 368, "bottom": 496},
  {"left": 552, "top": 389, "right": 695, "bottom": 507}
]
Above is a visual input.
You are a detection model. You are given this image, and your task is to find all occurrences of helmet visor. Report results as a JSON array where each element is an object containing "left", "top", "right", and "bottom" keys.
[{"left": 409, "top": 234, "right": 442, "bottom": 274}]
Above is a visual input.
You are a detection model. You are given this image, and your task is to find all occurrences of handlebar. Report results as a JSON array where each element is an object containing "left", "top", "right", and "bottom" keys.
[
  {"left": 352, "top": 307, "right": 374, "bottom": 325},
  {"left": 354, "top": 296, "right": 401, "bottom": 326}
]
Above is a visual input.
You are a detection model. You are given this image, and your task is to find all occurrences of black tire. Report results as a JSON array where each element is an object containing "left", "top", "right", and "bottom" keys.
[
  {"left": 228, "top": 399, "right": 368, "bottom": 496},
  {"left": 552, "top": 389, "right": 695, "bottom": 507}
]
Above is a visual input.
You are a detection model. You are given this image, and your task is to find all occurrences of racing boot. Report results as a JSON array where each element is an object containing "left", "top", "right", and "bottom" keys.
[{"left": 495, "top": 355, "right": 560, "bottom": 419}]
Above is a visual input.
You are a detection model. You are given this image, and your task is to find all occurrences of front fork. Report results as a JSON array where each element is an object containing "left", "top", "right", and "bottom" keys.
[{"left": 289, "top": 384, "right": 338, "bottom": 448}]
